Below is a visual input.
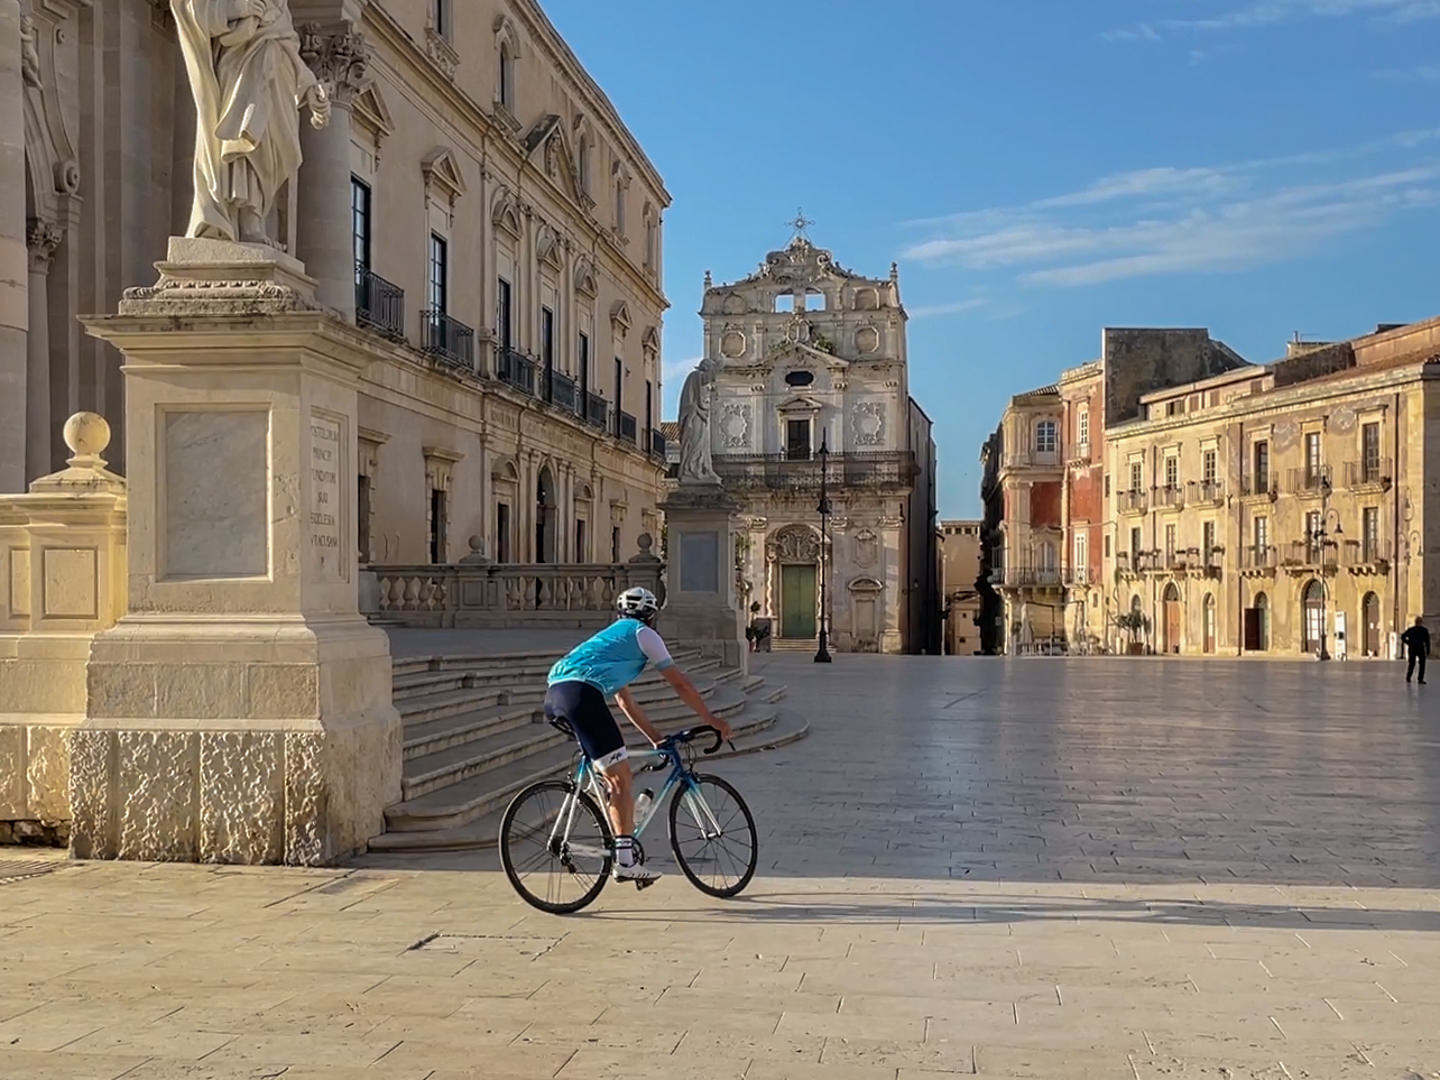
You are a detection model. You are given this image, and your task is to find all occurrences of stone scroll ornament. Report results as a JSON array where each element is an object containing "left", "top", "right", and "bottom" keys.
[
  {"left": 172, "top": 0, "right": 332, "bottom": 247},
  {"left": 678, "top": 357, "right": 720, "bottom": 484}
]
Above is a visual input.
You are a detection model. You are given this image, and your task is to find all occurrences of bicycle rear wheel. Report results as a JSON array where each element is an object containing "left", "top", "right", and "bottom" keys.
[
  {"left": 499, "top": 780, "right": 612, "bottom": 914},
  {"left": 668, "top": 773, "right": 757, "bottom": 898}
]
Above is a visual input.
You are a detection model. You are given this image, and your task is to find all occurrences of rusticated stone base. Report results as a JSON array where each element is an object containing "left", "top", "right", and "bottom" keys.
[
  {"left": 1, "top": 723, "right": 76, "bottom": 846},
  {"left": 71, "top": 617, "right": 403, "bottom": 866}
]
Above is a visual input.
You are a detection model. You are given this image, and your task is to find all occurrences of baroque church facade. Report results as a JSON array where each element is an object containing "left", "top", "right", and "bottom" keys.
[{"left": 696, "top": 234, "right": 939, "bottom": 653}]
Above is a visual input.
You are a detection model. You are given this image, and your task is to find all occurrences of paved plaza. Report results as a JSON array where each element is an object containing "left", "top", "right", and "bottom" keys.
[{"left": 3, "top": 654, "right": 1440, "bottom": 1079}]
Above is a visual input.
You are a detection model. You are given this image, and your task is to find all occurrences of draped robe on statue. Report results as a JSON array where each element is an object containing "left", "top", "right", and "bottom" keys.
[{"left": 171, "top": 0, "right": 320, "bottom": 243}]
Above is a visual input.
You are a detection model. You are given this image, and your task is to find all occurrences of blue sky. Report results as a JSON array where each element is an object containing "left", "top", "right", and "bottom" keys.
[{"left": 546, "top": 0, "right": 1440, "bottom": 518}]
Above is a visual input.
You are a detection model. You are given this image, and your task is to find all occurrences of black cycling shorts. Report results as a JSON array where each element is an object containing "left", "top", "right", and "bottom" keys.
[{"left": 544, "top": 681, "right": 627, "bottom": 769}]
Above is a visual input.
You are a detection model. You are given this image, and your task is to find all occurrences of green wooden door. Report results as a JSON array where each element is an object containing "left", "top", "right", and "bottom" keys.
[{"left": 780, "top": 565, "right": 817, "bottom": 639}]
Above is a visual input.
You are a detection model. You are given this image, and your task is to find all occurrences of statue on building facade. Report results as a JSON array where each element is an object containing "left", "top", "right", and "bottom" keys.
[
  {"left": 171, "top": 0, "right": 331, "bottom": 247},
  {"left": 677, "top": 357, "right": 720, "bottom": 484},
  {"left": 20, "top": 15, "right": 41, "bottom": 87}
]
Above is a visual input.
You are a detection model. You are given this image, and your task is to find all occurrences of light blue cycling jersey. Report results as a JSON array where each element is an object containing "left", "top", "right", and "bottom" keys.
[{"left": 547, "top": 618, "right": 674, "bottom": 697}]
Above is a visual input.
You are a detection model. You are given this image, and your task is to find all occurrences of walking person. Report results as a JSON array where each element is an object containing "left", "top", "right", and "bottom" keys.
[{"left": 1402, "top": 616, "right": 1430, "bottom": 684}]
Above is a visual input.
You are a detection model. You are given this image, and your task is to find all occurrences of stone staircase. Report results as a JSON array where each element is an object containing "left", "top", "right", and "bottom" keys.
[
  {"left": 771, "top": 637, "right": 819, "bottom": 654},
  {"left": 367, "top": 649, "right": 806, "bottom": 852}
]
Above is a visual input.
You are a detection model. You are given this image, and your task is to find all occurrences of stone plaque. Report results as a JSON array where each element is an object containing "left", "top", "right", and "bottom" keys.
[
  {"left": 42, "top": 548, "right": 98, "bottom": 618},
  {"left": 163, "top": 410, "right": 269, "bottom": 579},
  {"left": 308, "top": 412, "right": 345, "bottom": 582},
  {"left": 679, "top": 531, "right": 719, "bottom": 593}
]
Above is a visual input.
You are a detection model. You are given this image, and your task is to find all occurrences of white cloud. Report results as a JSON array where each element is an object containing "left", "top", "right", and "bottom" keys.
[
  {"left": 900, "top": 135, "right": 1440, "bottom": 288},
  {"left": 907, "top": 298, "right": 990, "bottom": 319},
  {"left": 1374, "top": 64, "right": 1440, "bottom": 80},
  {"left": 1105, "top": 0, "right": 1440, "bottom": 40},
  {"left": 662, "top": 355, "right": 700, "bottom": 383}
]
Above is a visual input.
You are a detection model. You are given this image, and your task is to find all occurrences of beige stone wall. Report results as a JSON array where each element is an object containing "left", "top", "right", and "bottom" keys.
[
  {"left": 5, "top": 1, "right": 669, "bottom": 563},
  {"left": 1103, "top": 357, "right": 1428, "bottom": 657}
]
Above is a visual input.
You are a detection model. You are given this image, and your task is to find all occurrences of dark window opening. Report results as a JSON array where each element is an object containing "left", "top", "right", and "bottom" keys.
[
  {"left": 785, "top": 370, "right": 815, "bottom": 388},
  {"left": 357, "top": 474, "right": 372, "bottom": 564},
  {"left": 429, "top": 489, "right": 447, "bottom": 564},
  {"left": 786, "top": 419, "right": 811, "bottom": 461},
  {"left": 495, "top": 502, "right": 511, "bottom": 563}
]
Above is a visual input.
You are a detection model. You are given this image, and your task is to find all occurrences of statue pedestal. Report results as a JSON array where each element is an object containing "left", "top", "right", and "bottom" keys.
[
  {"left": 659, "top": 483, "right": 745, "bottom": 671},
  {"left": 75, "top": 241, "right": 401, "bottom": 865}
]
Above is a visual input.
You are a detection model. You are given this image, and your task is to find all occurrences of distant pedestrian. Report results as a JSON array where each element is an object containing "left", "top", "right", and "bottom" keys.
[{"left": 1401, "top": 616, "right": 1430, "bottom": 684}]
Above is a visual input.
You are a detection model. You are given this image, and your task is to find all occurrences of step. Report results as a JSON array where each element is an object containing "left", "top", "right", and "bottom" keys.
[
  {"left": 398, "top": 685, "right": 509, "bottom": 728},
  {"left": 381, "top": 702, "right": 784, "bottom": 835},
  {"left": 403, "top": 702, "right": 539, "bottom": 760},
  {"left": 366, "top": 707, "right": 811, "bottom": 853},
  {"left": 401, "top": 721, "right": 570, "bottom": 801}
]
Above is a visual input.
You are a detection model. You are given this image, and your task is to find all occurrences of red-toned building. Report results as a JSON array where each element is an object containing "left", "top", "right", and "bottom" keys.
[{"left": 1059, "top": 361, "right": 1105, "bottom": 650}]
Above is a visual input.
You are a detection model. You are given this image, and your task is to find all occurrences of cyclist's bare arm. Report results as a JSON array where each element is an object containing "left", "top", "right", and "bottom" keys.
[
  {"left": 661, "top": 667, "right": 732, "bottom": 740},
  {"left": 614, "top": 687, "right": 664, "bottom": 746}
]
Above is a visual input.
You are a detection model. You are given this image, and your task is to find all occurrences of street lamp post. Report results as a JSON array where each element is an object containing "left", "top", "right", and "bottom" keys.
[
  {"left": 814, "top": 432, "right": 833, "bottom": 664},
  {"left": 1309, "top": 478, "right": 1343, "bottom": 661}
]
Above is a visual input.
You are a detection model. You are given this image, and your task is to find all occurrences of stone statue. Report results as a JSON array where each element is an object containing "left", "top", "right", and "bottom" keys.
[
  {"left": 171, "top": 0, "right": 331, "bottom": 246},
  {"left": 20, "top": 15, "right": 41, "bottom": 88},
  {"left": 678, "top": 357, "right": 719, "bottom": 484}
]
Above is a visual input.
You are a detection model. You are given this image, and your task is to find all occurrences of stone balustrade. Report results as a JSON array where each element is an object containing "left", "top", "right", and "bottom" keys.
[
  {"left": 0, "top": 413, "right": 126, "bottom": 845},
  {"left": 362, "top": 546, "right": 665, "bottom": 630}
]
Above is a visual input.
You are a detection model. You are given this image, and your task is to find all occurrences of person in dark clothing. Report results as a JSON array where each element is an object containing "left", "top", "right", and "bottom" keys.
[{"left": 1401, "top": 616, "right": 1430, "bottom": 684}]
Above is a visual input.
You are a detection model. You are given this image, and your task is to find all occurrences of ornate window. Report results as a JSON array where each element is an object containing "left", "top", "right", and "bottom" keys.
[{"left": 1034, "top": 419, "right": 1057, "bottom": 454}]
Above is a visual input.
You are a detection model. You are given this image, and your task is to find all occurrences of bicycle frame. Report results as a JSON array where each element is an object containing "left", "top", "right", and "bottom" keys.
[{"left": 545, "top": 743, "right": 725, "bottom": 862}]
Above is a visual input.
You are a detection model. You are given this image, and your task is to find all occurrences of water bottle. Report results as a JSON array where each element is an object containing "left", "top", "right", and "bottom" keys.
[{"left": 634, "top": 789, "right": 655, "bottom": 829}]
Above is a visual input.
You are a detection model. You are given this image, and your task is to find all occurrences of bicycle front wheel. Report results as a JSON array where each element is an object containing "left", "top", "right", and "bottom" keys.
[
  {"left": 668, "top": 773, "right": 757, "bottom": 898},
  {"left": 499, "top": 780, "right": 612, "bottom": 914}
]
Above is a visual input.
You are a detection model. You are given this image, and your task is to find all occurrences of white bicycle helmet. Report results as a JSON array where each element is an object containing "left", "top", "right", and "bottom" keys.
[{"left": 616, "top": 586, "right": 660, "bottom": 621}]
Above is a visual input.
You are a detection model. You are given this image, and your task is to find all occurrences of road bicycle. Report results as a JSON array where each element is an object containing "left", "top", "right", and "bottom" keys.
[{"left": 498, "top": 723, "right": 758, "bottom": 914}]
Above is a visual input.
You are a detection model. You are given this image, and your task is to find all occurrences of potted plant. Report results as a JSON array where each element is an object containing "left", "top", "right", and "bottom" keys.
[{"left": 1114, "top": 610, "right": 1150, "bottom": 655}]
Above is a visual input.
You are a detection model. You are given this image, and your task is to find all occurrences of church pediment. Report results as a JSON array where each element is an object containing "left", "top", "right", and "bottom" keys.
[
  {"left": 777, "top": 394, "right": 824, "bottom": 414},
  {"left": 421, "top": 146, "right": 466, "bottom": 203},
  {"left": 769, "top": 340, "right": 848, "bottom": 368}
]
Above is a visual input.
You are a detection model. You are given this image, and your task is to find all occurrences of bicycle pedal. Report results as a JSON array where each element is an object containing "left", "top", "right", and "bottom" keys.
[{"left": 635, "top": 878, "right": 656, "bottom": 891}]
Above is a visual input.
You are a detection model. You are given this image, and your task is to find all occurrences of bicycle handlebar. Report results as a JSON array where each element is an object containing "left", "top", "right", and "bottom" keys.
[{"left": 663, "top": 725, "right": 726, "bottom": 755}]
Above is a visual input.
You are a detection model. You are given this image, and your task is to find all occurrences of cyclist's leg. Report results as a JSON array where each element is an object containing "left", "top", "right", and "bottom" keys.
[{"left": 548, "top": 682, "right": 657, "bottom": 882}]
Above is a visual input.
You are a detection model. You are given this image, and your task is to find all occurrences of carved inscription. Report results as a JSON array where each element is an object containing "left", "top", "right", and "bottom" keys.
[{"left": 309, "top": 414, "right": 344, "bottom": 581}]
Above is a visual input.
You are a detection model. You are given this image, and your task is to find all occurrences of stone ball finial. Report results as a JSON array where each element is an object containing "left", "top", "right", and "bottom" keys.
[
  {"left": 63, "top": 412, "right": 111, "bottom": 459},
  {"left": 636, "top": 532, "right": 653, "bottom": 554}
]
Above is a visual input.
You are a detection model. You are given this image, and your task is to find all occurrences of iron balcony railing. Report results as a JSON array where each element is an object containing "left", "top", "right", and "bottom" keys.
[
  {"left": 355, "top": 268, "right": 405, "bottom": 339},
  {"left": 1118, "top": 490, "right": 1148, "bottom": 514},
  {"left": 1000, "top": 567, "right": 1062, "bottom": 588},
  {"left": 548, "top": 370, "right": 578, "bottom": 412},
  {"left": 1288, "top": 464, "right": 1332, "bottom": 496},
  {"left": 496, "top": 346, "right": 536, "bottom": 395},
  {"left": 584, "top": 392, "right": 609, "bottom": 429},
  {"left": 1155, "top": 485, "right": 1185, "bottom": 511},
  {"left": 1344, "top": 458, "right": 1392, "bottom": 489},
  {"left": 712, "top": 451, "right": 917, "bottom": 491},
  {"left": 420, "top": 310, "right": 475, "bottom": 370},
  {"left": 1242, "top": 472, "right": 1277, "bottom": 497},
  {"left": 1343, "top": 537, "right": 1393, "bottom": 566},
  {"left": 618, "top": 411, "right": 638, "bottom": 445},
  {"left": 1282, "top": 539, "right": 1338, "bottom": 569},
  {"left": 650, "top": 429, "right": 668, "bottom": 459},
  {"left": 1195, "top": 480, "right": 1224, "bottom": 504},
  {"left": 1241, "top": 545, "right": 1276, "bottom": 571}
]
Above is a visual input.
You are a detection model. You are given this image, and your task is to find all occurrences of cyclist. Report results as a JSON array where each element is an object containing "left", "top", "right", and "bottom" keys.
[{"left": 544, "top": 586, "right": 732, "bottom": 885}]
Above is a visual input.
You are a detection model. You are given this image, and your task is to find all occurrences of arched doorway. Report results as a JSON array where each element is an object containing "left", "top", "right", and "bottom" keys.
[
  {"left": 1162, "top": 582, "right": 1182, "bottom": 654},
  {"left": 1203, "top": 593, "right": 1217, "bottom": 654},
  {"left": 1362, "top": 591, "right": 1381, "bottom": 657},
  {"left": 768, "top": 526, "right": 821, "bottom": 640},
  {"left": 535, "top": 466, "right": 557, "bottom": 563},
  {"left": 1302, "top": 580, "right": 1326, "bottom": 654}
]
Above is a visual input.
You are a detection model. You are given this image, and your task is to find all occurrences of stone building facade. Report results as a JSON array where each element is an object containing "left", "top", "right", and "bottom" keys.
[
  {"left": 940, "top": 519, "right": 982, "bottom": 655},
  {"left": 1105, "top": 318, "right": 1440, "bottom": 658},
  {"left": 982, "top": 384, "right": 1066, "bottom": 651},
  {"left": 694, "top": 235, "right": 938, "bottom": 653},
  {"left": 1058, "top": 361, "right": 1104, "bottom": 651},
  {"left": 0, "top": 0, "right": 668, "bottom": 564}
]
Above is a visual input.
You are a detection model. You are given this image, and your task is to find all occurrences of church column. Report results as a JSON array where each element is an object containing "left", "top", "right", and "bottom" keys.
[
  {"left": 297, "top": 27, "right": 366, "bottom": 322},
  {"left": 559, "top": 463, "right": 573, "bottom": 562},
  {"left": 478, "top": 433, "right": 493, "bottom": 558},
  {"left": 518, "top": 450, "right": 534, "bottom": 563},
  {"left": 26, "top": 220, "right": 61, "bottom": 481},
  {"left": 0, "top": 0, "right": 29, "bottom": 492}
]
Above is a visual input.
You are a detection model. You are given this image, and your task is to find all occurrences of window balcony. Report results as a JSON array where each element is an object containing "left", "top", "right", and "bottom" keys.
[
  {"left": 1155, "top": 485, "right": 1185, "bottom": 512},
  {"left": 1118, "top": 490, "right": 1148, "bottom": 515},
  {"left": 1280, "top": 539, "right": 1338, "bottom": 572},
  {"left": 1000, "top": 567, "right": 1062, "bottom": 588},
  {"left": 1342, "top": 537, "right": 1392, "bottom": 573},
  {"left": 712, "top": 452, "right": 917, "bottom": 491},
  {"left": 650, "top": 429, "right": 668, "bottom": 459},
  {"left": 356, "top": 268, "right": 405, "bottom": 340},
  {"left": 1344, "top": 458, "right": 1393, "bottom": 491},
  {"left": 1240, "top": 545, "right": 1276, "bottom": 575},
  {"left": 1288, "top": 464, "right": 1332, "bottom": 497},
  {"left": 420, "top": 310, "right": 475, "bottom": 371},
  {"left": 618, "top": 410, "right": 638, "bottom": 446},
  {"left": 496, "top": 346, "right": 537, "bottom": 395},
  {"left": 1241, "top": 473, "right": 1277, "bottom": 499},
  {"left": 1194, "top": 480, "right": 1224, "bottom": 506},
  {"left": 547, "top": 370, "right": 579, "bottom": 412},
  {"left": 584, "top": 392, "right": 609, "bottom": 429}
]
